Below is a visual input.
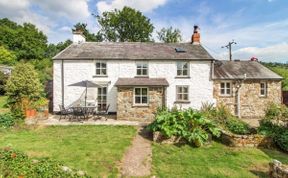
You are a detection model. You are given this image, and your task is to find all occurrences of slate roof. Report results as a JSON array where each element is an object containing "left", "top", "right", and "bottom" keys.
[
  {"left": 115, "top": 78, "right": 169, "bottom": 86},
  {"left": 53, "top": 42, "right": 214, "bottom": 60},
  {"left": 213, "top": 60, "right": 282, "bottom": 80}
]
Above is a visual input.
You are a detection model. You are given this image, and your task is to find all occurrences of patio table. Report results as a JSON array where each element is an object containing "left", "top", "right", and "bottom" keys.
[{"left": 70, "top": 106, "right": 97, "bottom": 121}]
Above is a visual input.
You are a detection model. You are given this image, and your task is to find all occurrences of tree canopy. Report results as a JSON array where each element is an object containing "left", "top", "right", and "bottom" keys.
[
  {"left": 157, "top": 27, "right": 182, "bottom": 43},
  {"left": 0, "top": 18, "right": 47, "bottom": 60},
  {"left": 96, "top": 6, "right": 154, "bottom": 42},
  {"left": 0, "top": 46, "right": 17, "bottom": 65}
]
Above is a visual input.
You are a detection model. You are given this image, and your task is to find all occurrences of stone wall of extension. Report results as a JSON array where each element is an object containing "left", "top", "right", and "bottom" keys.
[
  {"left": 213, "top": 80, "right": 282, "bottom": 118},
  {"left": 117, "top": 87, "right": 164, "bottom": 122},
  {"left": 269, "top": 160, "right": 288, "bottom": 178}
]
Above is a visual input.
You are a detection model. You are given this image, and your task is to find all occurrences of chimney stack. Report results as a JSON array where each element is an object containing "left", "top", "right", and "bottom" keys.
[
  {"left": 191, "top": 25, "right": 200, "bottom": 45},
  {"left": 72, "top": 30, "right": 86, "bottom": 44}
]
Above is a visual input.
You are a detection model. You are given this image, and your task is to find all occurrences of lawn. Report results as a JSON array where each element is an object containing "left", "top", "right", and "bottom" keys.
[
  {"left": 152, "top": 142, "right": 288, "bottom": 178},
  {"left": 0, "top": 125, "right": 137, "bottom": 177}
]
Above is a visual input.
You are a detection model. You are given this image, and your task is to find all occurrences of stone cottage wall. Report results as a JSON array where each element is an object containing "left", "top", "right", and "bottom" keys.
[
  {"left": 117, "top": 87, "right": 164, "bottom": 122},
  {"left": 213, "top": 80, "right": 282, "bottom": 118}
]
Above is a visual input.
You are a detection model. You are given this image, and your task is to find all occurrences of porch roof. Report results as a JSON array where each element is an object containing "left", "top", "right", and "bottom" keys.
[{"left": 115, "top": 78, "right": 169, "bottom": 87}]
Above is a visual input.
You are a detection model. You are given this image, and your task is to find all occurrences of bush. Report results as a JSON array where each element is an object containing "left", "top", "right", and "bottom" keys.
[
  {"left": 201, "top": 103, "right": 251, "bottom": 135},
  {"left": 148, "top": 107, "right": 221, "bottom": 147},
  {"left": 274, "top": 130, "right": 288, "bottom": 152},
  {"left": 226, "top": 118, "right": 250, "bottom": 135},
  {"left": 265, "top": 103, "right": 288, "bottom": 121},
  {"left": 0, "top": 113, "right": 16, "bottom": 128},
  {"left": 0, "top": 147, "right": 90, "bottom": 177}
]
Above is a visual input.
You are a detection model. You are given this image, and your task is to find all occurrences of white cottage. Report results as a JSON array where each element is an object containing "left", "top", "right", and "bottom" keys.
[{"left": 53, "top": 27, "right": 216, "bottom": 121}]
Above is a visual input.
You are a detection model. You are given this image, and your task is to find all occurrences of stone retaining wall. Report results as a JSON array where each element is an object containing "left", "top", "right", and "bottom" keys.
[
  {"left": 269, "top": 160, "right": 288, "bottom": 178},
  {"left": 153, "top": 131, "right": 185, "bottom": 144},
  {"left": 220, "top": 131, "right": 273, "bottom": 148}
]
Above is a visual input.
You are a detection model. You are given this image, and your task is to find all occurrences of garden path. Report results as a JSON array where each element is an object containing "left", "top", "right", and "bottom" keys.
[{"left": 120, "top": 127, "right": 152, "bottom": 177}]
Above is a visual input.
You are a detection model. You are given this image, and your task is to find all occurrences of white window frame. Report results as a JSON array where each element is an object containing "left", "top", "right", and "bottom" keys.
[
  {"left": 136, "top": 62, "right": 149, "bottom": 76},
  {"left": 95, "top": 61, "right": 107, "bottom": 76},
  {"left": 176, "top": 61, "right": 189, "bottom": 77},
  {"left": 176, "top": 85, "right": 189, "bottom": 102},
  {"left": 220, "top": 82, "right": 232, "bottom": 96},
  {"left": 260, "top": 82, "right": 267, "bottom": 97},
  {"left": 134, "top": 87, "right": 149, "bottom": 105}
]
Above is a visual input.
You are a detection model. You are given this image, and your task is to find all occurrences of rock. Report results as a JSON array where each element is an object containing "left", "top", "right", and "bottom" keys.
[
  {"left": 61, "top": 166, "right": 72, "bottom": 172},
  {"left": 77, "top": 170, "right": 85, "bottom": 176}
]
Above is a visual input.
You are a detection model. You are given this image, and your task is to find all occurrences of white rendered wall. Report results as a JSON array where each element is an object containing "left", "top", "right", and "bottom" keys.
[{"left": 53, "top": 60, "right": 215, "bottom": 112}]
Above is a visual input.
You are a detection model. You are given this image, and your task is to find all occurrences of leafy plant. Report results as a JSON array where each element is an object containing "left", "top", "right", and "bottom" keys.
[
  {"left": 0, "top": 147, "right": 90, "bottom": 177},
  {"left": 274, "top": 130, "right": 288, "bottom": 152},
  {"left": 0, "top": 113, "right": 15, "bottom": 128},
  {"left": 265, "top": 103, "right": 288, "bottom": 121},
  {"left": 148, "top": 107, "right": 220, "bottom": 147},
  {"left": 226, "top": 118, "right": 250, "bottom": 135}
]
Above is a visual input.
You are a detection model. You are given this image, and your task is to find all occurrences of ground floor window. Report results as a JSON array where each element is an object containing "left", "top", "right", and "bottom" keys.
[
  {"left": 260, "top": 82, "right": 267, "bottom": 97},
  {"left": 98, "top": 87, "right": 107, "bottom": 111},
  {"left": 220, "top": 82, "right": 231, "bottom": 96},
  {"left": 134, "top": 87, "right": 148, "bottom": 105},
  {"left": 176, "top": 85, "right": 189, "bottom": 101}
]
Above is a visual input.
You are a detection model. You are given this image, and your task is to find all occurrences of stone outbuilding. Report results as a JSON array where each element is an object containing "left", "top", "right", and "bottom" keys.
[{"left": 213, "top": 60, "right": 282, "bottom": 118}]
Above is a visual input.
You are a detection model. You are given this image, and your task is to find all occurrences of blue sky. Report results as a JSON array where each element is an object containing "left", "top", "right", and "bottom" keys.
[{"left": 0, "top": 0, "right": 288, "bottom": 62}]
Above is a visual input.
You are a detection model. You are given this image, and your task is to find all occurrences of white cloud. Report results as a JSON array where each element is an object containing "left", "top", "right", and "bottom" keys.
[{"left": 96, "top": 0, "right": 167, "bottom": 14}]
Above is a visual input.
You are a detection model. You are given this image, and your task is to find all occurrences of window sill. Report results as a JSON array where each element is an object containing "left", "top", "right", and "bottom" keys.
[
  {"left": 174, "top": 101, "right": 191, "bottom": 104},
  {"left": 132, "top": 104, "right": 149, "bottom": 107},
  {"left": 134, "top": 76, "right": 149, "bottom": 78},
  {"left": 175, "top": 76, "right": 190, "bottom": 79},
  {"left": 259, "top": 95, "right": 267, "bottom": 98},
  {"left": 93, "top": 75, "right": 108, "bottom": 78}
]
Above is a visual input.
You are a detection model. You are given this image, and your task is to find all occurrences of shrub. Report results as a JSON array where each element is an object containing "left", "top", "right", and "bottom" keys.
[
  {"left": 148, "top": 107, "right": 221, "bottom": 147},
  {"left": 274, "top": 130, "right": 288, "bottom": 152},
  {"left": 226, "top": 118, "right": 250, "bottom": 135},
  {"left": 0, "top": 147, "right": 90, "bottom": 177},
  {"left": 0, "top": 113, "right": 16, "bottom": 128},
  {"left": 265, "top": 103, "right": 288, "bottom": 121}
]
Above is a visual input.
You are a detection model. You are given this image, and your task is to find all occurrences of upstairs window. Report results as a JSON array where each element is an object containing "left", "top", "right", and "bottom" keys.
[
  {"left": 134, "top": 87, "right": 148, "bottom": 105},
  {"left": 136, "top": 62, "right": 148, "bottom": 76},
  {"left": 177, "top": 62, "right": 189, "bottom": 77},
  {"left": 176, "top": 86, "right": 189, "bottom": 101},
  {"left": 220, "top": 82, "right": 231, "bottom": 96},
  {"left": 95, "top": 62, "right": 107, "bottom": 76},
  {"left": 260, "top": 82, "right": 267, "bottom": 97}
]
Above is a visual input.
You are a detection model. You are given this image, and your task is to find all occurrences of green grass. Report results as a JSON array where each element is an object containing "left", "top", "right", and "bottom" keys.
[
  {"left": 152, "top": 142, "right": 288, "bottom": 178},
  {"left": 0, "top": 96, "right": 8, "bottom": 113},
  {"left": 0, "top": 125, "right": 137, "bottom": 177}
]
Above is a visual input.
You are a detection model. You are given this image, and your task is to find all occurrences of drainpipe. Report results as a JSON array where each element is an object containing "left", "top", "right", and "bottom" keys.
[
  {"left": 236, "top": 74, "right": 246, "bottom": 118},
  {"left": 61, "top": 60, "right": 64, "bottom": 107}
]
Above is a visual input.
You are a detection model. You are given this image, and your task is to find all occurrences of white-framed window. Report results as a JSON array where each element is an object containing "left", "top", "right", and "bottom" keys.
[
  {"left": 176, "top": 62, "right": 189, "bottom": 77},
  {"left": 220, "top": 82, "right": 232, "bottom": 96},
  {"left": 134, "top": 87, "right": 148, "bottom": 105},
  {"left": 97, "top": 87, "right": 107, "bottom": 111},
  {"left": 136, "top": 62, "right": 148, "bottom": 76},
  {"left": 260, "top": 82, "right": 267, "bottom": 97},
  {"left": 176, "top": 86, "right": 189, "bottom": 101},
  {"left": 95, "top": 62, "right": 107, "bottom": 76}
]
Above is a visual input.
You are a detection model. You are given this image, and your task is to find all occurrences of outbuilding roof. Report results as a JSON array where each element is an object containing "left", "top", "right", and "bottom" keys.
[
  {"left": 115, "top": 78, "right": 169, "bottom": 87},
  {"left": 213, "top": 60, "right": 282, "bottom": 80},
  {"left": 53, "top": 42, "right": 214, "bottom": 61}
]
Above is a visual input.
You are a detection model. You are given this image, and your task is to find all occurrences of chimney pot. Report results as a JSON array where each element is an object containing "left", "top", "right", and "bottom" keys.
[
  {"left": 191, "top": 25, "right": 200, "bottom": 45},
  {"left": 72, "top": 30, "right": 86, "bottom": 44}
]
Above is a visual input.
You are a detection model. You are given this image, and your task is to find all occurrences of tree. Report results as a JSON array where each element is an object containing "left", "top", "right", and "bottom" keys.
[
  {"left": 0, "top": 18, "right": 48, "bottom": 60},
  {"left": 46, "top": 39, "right": 72, "bottom": 58},
  {"left": 72, "top": 23, "right": 103, "bottom": 42},
  {"left": 0, "top": 46, "right": 17, "bottom": 65},
  {"left": 96, "top": 6, "right": 154, "bottom": 42},
  {"left": 0, "top": 71, "right": 8, "bottom": 95},
  {"left": 5, "top": 63, "right": 43, "bottom": 117},
  {"left": 157, "top": 27, "right": 182, "bottom": 43}
]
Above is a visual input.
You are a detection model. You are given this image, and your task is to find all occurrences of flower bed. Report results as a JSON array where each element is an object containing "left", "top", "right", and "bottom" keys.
[
  {"left": 269, "top": 160, "right": 288, "bottom": 178},
  {"left": 220, "top": 130, "right": 273, "bottom": 148}
]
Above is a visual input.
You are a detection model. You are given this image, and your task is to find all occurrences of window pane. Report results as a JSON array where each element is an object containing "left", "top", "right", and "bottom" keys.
[
  {"left": 177, "top": 62, "right": 182, "bottom": 69},
  {"left": 135, "top": 97, "right": 141, "bottom": 103},
  {"left": 103, "top": 88, "right": 107, "bottom": 94},
  {"left": 177, "top": 87, "right": 182, "bottom": 93},
  {"left": 177, "top": 70, "right": 182, "bottom": 76},
  {"left": 101, "top": 63, "right": 106, "bottom": 68},
  {"left": 135, "top": 88, "right": 141, "bottom": 95},
  {"left": 137, "top": 69, "right": 142, "bottom": 75},
  {"left": 220, "top": 83, "right": 225, "bottom": 89},
  {"left": 143, "top": 64, "right": 148, "bottom": 68},
  {"left": 96, "top": 69, "right": 100, "bottom": 75},
  {"left": 142, "top": 97, "right": 148, "bottom": 104},
  {"left": 142, "top": 69, "right": 147, "bottom": 75},
  {"left": 183, "top": 70, "right": 188, "bottom": 76},
  {"left": 142, "top": 88, "right": 148, "bottom": 95},
  {"left": 96, "top": 63, "right": 100, "bottom": 68},
  {"left": 226, "top": 89, "right": 231, "bottom": 95},
  {"left": 177, "top": 94, "right": 182, "bottom": 101},
  {"left": 183, "top": 62, "right": 188, "bottom": 69},
  {"left": 183, "top": 87, "right": 188, "bottom": 93},
  {"left": 183, "top": 94, "right": 188, "bottom": 100},
  {"left": 226, "top": 83, "right": 230, "bottom": 88},
  {"left": 221, "top": 89, "right": 225, "bottom": 94},
  {"left": 102, "top": 69, "right": 107, "bottom": 75}
]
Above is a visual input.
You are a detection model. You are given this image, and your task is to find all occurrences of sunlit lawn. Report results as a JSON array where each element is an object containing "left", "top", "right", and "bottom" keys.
[
  {"left": 152, "top": 142, "right": 288, "bottom": 178},
  {"left": 0, "top": 125, "right": 137, "bottom": 177}
]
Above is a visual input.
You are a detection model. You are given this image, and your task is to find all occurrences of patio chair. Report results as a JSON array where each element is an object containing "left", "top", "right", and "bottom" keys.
[
  {"left": 58, "top": 105, "right": 72, "bottom": 121},
  {"left": 93, "top": 104, "right": 110, "bottom": 121}
]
